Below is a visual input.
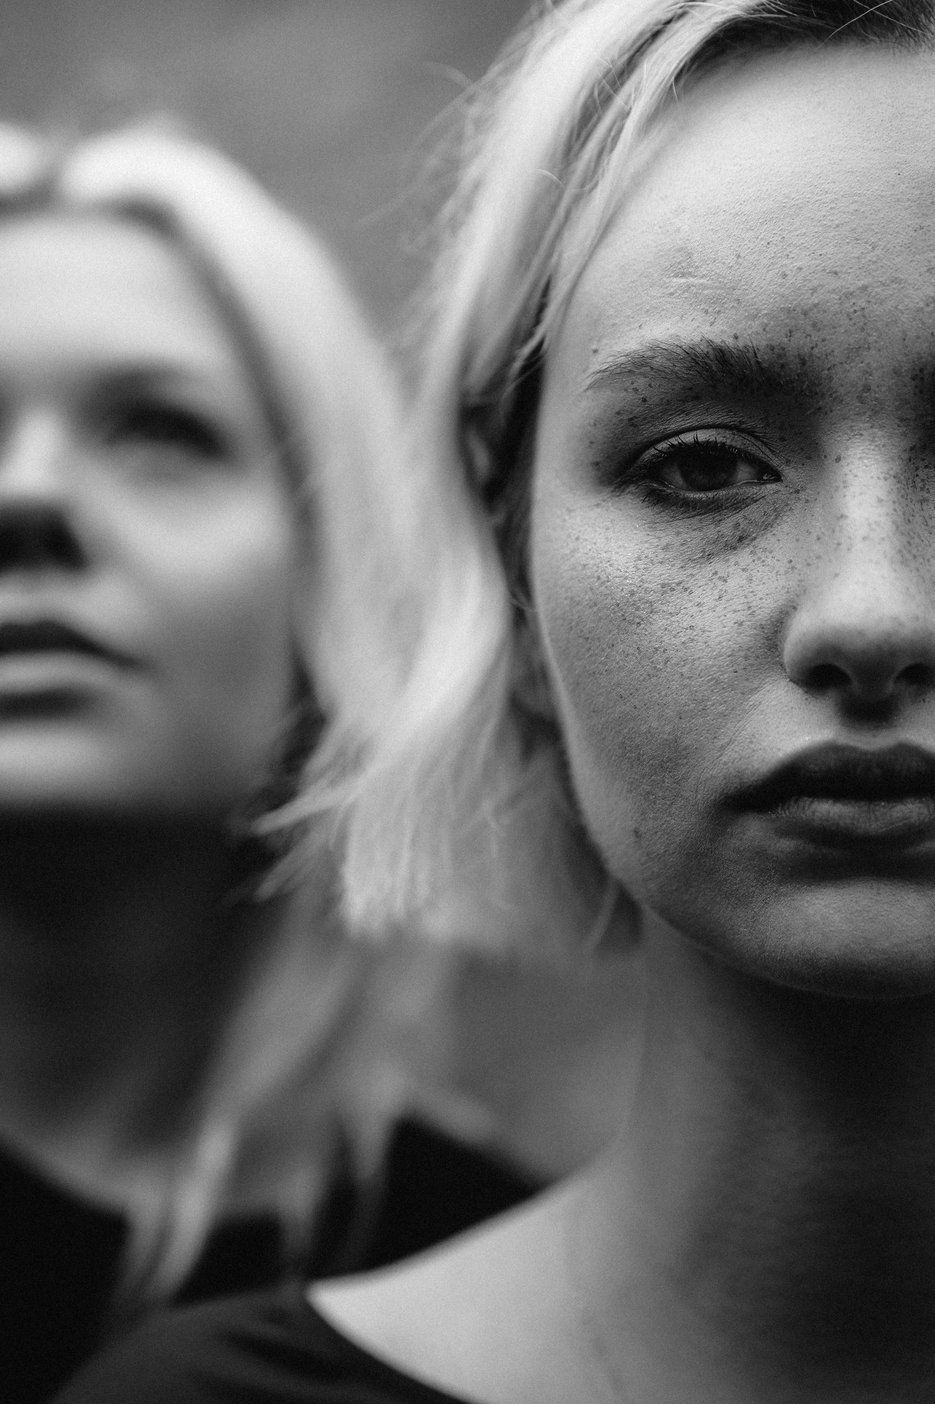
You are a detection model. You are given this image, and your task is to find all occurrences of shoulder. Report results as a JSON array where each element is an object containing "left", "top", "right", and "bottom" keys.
[{"left": 52, "top": 1279, "right": 450, "bottom": 1404}]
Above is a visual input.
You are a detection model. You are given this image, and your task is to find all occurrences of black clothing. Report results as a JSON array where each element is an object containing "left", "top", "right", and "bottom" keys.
[
  {"left": 55, "top": 1280, "right": 468, "bottom": 1403},
  {"left": 0, "top": 1139, "right": 285, "bottom": 1404},
  {"left": 2, "top": 1119, "right": 537, "bottom": 1402}
]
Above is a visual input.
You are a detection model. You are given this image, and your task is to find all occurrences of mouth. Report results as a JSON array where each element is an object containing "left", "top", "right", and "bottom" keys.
[
  {"left": 0, "top": 621, "right": 136, "bottom": 711},
  {"left": 730, "top": 743, "right": 935, "bottom": 846}
]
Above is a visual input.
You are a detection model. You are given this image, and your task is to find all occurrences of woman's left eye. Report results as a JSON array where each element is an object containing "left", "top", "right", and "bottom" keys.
[
  {"left": 104, "top": 403, "right": 228, "bottom": 461},
  {"left": 633, "top": 436, "right": 779, "bottom": 496}
]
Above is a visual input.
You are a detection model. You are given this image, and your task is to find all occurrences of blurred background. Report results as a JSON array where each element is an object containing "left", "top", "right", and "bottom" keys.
[
  {"left": 0, "top": 0, "right": 532, "bottom": 330},
  {"left": 0, "top": 0, "right": 636, "bottom": 1179}
]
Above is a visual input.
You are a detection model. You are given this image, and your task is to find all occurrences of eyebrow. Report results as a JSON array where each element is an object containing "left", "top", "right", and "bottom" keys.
[
  {"left": 92, "top": 360, "right": 231, "bottom": 388},
  {"left": 583, "top": 337, "right": 813, "bottom": 400},
  {"left": 73, "top": 362, "right": 240, "bottom": 407}
]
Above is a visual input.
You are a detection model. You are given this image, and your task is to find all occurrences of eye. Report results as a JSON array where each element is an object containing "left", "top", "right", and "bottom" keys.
[
  {"left": 102, "top": 401, "right": 228, "bottom": 462},
  {"left": 633, "top": 434, "right": 779, "bottom": 497}
]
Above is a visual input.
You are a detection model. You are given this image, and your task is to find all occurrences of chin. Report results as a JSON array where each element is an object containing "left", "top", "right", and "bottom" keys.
[
  {"left": 0, "top": 765, "right": 196, "bottom": 823},
  {"left": 0, "top": 723, "right": 264, "bottom": 820},
  {"left": 697, "top": 886, "right": 935, "bottom": 1002}
]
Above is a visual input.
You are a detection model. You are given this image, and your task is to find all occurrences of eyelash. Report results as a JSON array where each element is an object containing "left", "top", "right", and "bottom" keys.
[
  {"left": 621, "top": 432, "right": 780, "bottom": 512},
  {"left": 102, "top": 402, "right": 228, "bottom": 461}
]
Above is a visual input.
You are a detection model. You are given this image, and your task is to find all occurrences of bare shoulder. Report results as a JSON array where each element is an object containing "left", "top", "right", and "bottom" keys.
[{"left": 311, "top": 1182, "right": 585, "bottom": 1404}]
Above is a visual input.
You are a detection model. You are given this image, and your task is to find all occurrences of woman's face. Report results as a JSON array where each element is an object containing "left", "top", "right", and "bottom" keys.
[
  {"left": 0, "top": 213, "right": 299, "bottom": 819},
  {"left": 530, "top": 43, "right": 935, "bottom": 995}
]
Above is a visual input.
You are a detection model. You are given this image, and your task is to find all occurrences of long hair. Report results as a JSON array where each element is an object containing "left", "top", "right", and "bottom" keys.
[
  {"left": 329, "top": 0, "right": 935, "bottom": 954},
  {"left": 0, "top": 120, "right": 422, "bottom": 1305}
]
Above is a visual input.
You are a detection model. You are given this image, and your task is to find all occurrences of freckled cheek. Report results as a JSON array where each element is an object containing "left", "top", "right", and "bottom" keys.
[{"left": 535, "top": 534, "right": 758, "bottom": 889}]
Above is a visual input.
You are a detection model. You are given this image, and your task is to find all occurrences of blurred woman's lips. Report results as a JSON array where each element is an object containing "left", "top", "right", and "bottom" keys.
[
  {"left": 0, "top": 620, "right": 137, "bottom": 707},
  {"left": 728, "top": 743, "right": 935, "bottom": 846}
]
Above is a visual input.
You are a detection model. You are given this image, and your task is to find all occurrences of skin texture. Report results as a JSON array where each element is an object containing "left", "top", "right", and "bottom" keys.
[
  {"left": 532, "top": 42, "right": 935, "bottom": 997},
  {"left": 0, "top": 213, "right": 298, "bottom": 819}
]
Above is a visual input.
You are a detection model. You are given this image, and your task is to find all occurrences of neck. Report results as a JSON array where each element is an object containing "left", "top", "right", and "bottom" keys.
[
  {"left": 0, "top": 813, "right": 264, "bottom": 1196},
  {"left": 573, "top": 917, "right": 935, "bottom": 1403}
]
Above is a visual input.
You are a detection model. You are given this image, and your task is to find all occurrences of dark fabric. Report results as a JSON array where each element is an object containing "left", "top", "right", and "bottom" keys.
[
  {"left": 0, "top": 1142, "right": 288, "bottom": 1404},
  {"left": 2, "top": 1139, "right": 126, "bottom": 1403},
  {"left": 1, "top": 1119, "right": 538, "bottom": 1402},
  {"left": 54, "top": 1280, "right": 470, "bottom": 1404},
  {"left": 330, "top": 1114, "right": 540, "bottom": 1274}
]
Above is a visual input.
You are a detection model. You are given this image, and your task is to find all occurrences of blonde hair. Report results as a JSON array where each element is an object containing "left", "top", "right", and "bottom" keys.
[
  {"left": 0, "top": 121, "right": 422, "bottom": 1304},
  {"left": 320, "top": 0, "right": 935, "bottom": 953}
]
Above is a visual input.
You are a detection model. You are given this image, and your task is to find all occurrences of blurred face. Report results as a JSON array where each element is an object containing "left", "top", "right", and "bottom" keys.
[
  {"left": 0, "top": 213, "right": 298, "bottom": 818},
  {"left": 530, "top": 43, "right": 935, "bottom": 995}
]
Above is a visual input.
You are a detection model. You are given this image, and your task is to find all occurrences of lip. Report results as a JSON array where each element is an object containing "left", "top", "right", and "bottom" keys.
[
  {"left": 729, "top": 743, "right": 935, "bottom": 847},
  {"left": 0, "top": 620, "right": 137, "bottom": 707},
  {"left": 0, "top": 619, "right": 134, "bottom": 667}
]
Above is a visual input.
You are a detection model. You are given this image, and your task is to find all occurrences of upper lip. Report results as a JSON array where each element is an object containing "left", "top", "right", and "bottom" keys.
[
  {"left": 731, "top": 743, "right": 935, "bottom": 810},
  {"left": 0, "top": 619, "right": 133, "bottom": 666}
]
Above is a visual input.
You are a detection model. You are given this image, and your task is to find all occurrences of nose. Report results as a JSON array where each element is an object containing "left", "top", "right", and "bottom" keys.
[
  {"left": 782, "top": 468, "right": 935, "bottom": 707},
  {"left": 0, "top": 414, "right": 85, "bottom": 572}
]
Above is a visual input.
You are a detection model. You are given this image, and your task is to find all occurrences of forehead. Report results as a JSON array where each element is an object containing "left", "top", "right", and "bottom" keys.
[
  {"left": 551, "top": 43, "right": 935, "bottom": 391},
  {"left": 0, "top": 212, "right": 246, "bottom": 380}
]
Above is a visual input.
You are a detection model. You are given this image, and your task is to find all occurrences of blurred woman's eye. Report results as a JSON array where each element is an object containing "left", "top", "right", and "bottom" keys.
[
  {"left": 629, "top": 434, "right": 780, "bottom": 504},
  {"left": 103, "top": 402, "right": 228, "bottom": 462}
]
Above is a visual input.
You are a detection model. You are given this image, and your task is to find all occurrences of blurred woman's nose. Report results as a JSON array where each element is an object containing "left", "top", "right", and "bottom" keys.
[
  {"left": 0, "top": 414, "right": 85, "bottom": 570},
  {"left": 782, "top": 458, "right": 935, "bottom": 706}
]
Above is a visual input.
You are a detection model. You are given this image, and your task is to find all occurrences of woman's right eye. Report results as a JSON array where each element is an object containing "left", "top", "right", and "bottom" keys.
[
  {"left": 630, "top": 433, "right": 780, "bottom": 500},
  {"left": 102, "top": 402, "right": 228, "bottom": 463}
]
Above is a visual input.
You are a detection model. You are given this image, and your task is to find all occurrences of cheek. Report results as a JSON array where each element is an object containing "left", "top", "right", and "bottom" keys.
[
  {"left": 180, "top": 566, "right": 294, "bottom": 707},
  {"left": 137, "top": 501, "right": 299, "bottom": 755},
  {"left": 531, "top": 503, "right": 773, "bottom": 899}
]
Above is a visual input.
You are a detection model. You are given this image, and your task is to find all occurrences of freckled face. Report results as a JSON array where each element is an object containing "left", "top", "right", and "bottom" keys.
[{"left": 531, "top": 44, "right": 935, "bottom": 995}]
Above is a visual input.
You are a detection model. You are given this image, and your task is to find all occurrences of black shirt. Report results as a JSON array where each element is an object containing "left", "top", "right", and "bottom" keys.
[
  {"left": 0, "top": 1139, "right": 286, "bottom": 1404},
  {"left": 54, "top": 1280, "right": 470, "bottom": 1404},
  {"left": 1, "top": 1119, "right": 537, "bottom": 1401}
]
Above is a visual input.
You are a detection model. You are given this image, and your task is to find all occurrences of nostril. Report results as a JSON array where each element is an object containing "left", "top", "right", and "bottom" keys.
[
  {"left": 900, "top": 661, "right": 931, "bottom": 689},
  {"left": 802, "top": 662, "right": 850, "bottom": 693},
  {"left": 0, "top": 504, "right": 84, "bottom": 572},
  {"left": 798, "top": 655, "right": 934, "bottom": 704}
]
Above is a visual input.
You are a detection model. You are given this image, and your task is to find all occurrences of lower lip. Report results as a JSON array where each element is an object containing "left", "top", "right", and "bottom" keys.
[{"left": 763, "top": 796, "right": 935, "bottom": 847}]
